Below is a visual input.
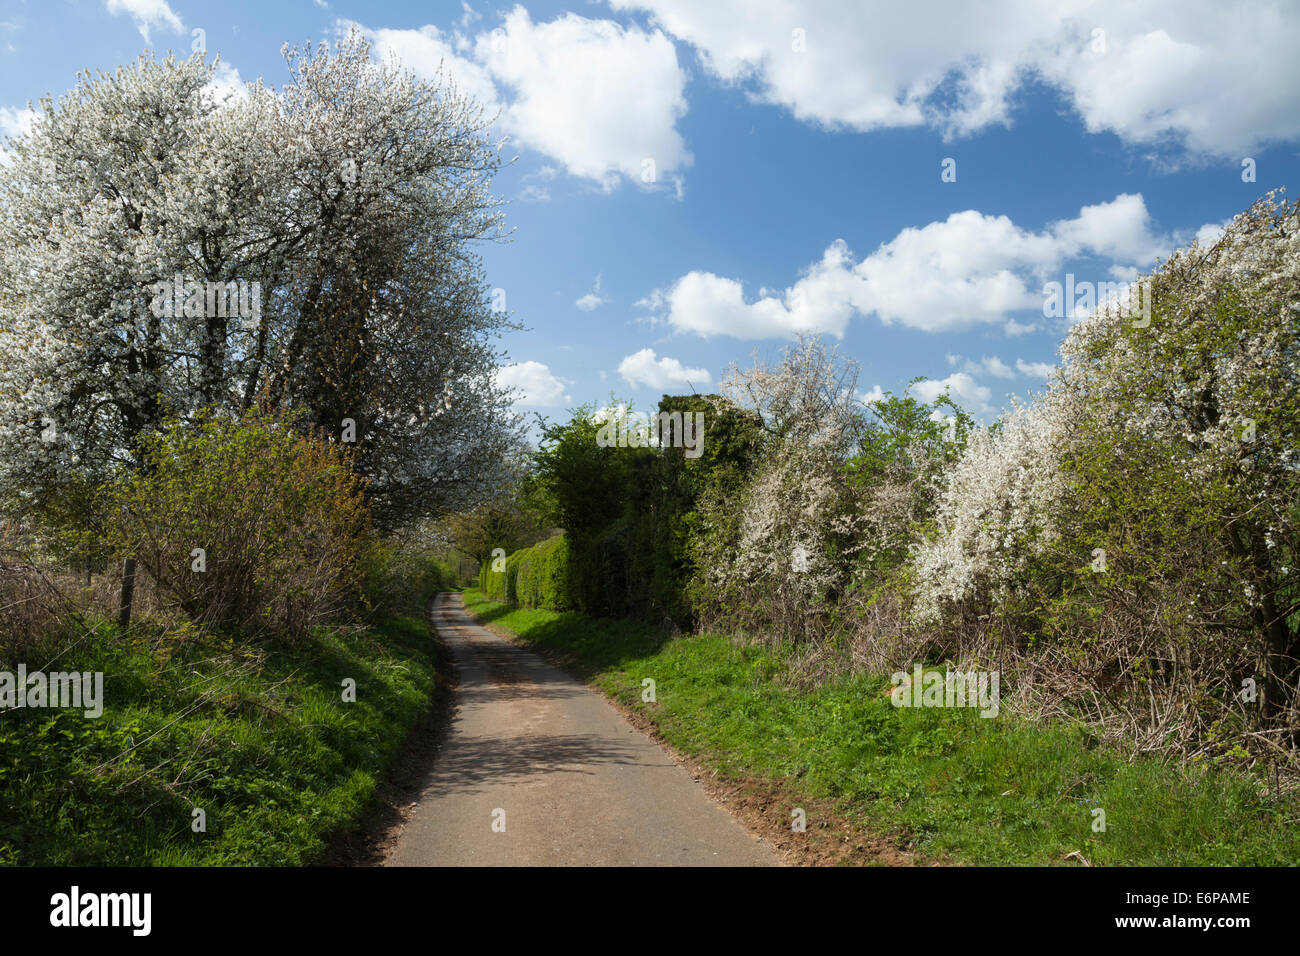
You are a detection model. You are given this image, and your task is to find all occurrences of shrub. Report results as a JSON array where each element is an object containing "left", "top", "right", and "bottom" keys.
[
  {"left": 908, "top": 193, "right": 1300, "bottom": 753},
  {"left": 478, "top": 550, "right": 511, "bottom": 602},
  {"left": 361, "top": 539, "right": 457, "bottom": 614},
  {"left": 106, "top": 413, "right": 371, "bottom": 640},
  {"left": 687, "top": 339, "right": 961, "bottom": 643},
  {"left": 478, "top": 534, "right": 573, "bottom": 611},
  {"left": 512, "top": 534, "right": 572, "bottom": 611}
]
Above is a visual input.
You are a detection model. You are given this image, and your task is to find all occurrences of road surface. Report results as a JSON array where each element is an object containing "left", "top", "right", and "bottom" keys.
[{"left": 386, "top": 593, "right": 779, "bottom": 866}]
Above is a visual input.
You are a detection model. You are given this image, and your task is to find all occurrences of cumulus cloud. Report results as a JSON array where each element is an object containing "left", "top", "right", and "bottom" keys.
[
  {"left": 0, "top": 105, "right": 35, "bottom": 142},
  {"left": 0, "top": 105, "right": 35, "bottom": 165},
  {"left": 948, "top": 354, "right": 1015, "bottom": 379},
  {"left": 357, "top": 21, "right": 501, "bottom": 115},
  {"left": 104, "top": 0, "right": 183, "bottom": 43},
  {"left": 618, "top": 348, "right": 711, "bottom": 390},
  {"left": 476, "top": 7, "right": 690, "bottom": 190},
  {"left": 948, "top": 353, "right": 1056, "bottom": 381},
  {"left": 911, "top": 372, "right": 995, "bottom": 416},
  {"left": 457, "top": 3, "right": 480, "bottom": 29},
  {"left": 610, "top": 0, "right": 1300, "bottom": 157},
  {"left": 351, "top": 7, "right": 690, "bottom": 190},
  {"left": 1050, "top": 193, "right": 1167, "bottom": 265},
  {"left": 858, "top": 384, "right": 885, "bottom": 405},
  {"left": 639, "top": 193, "right": 1209, "bottom": 338},
  {"left": 1195, "top": 221, "right": 1229, "bottom": 247},
  {"left": 518, "top": 164, "right": 559, "bottom": 202},
  {"left": 1015, "top": 359, "right": 1056, "bottom": 379},
  {"left": 201, "top": 62, "right": 245, "bottom": 106},
  {"left": 576, "top": 275, "right": 609, "bottom": 311},
  {"left": 495, "top": 361, "right": 571, "bottom": 406}
]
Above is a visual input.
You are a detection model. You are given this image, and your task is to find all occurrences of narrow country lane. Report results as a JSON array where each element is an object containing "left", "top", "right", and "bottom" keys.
[{"left": 386, "top": 593, "right": 780, "bottom": 867}]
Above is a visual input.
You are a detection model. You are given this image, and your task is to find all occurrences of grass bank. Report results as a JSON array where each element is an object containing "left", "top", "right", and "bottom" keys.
[
  {"left": 0, "top": 606, "right": 441, "bottom": 865},
  {"left": 462, "top": 587, "right": 1300, "bottom": 866}
]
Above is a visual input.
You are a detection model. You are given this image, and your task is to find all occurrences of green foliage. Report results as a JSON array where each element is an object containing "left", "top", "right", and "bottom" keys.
[
  {"left": 845, "top": 388, "right": 971, "bottom": 590},
  {"left": 447, "top": 489, "right": 549, "bottom": 567},
  {"left": 361, "top": 542, "right": 458, "bottom": 614},
  {"left": 480, "top": 533, "right": 573, "bottom": 611},
  {"left": 511, "top": 534, "right": 573, "bottom": 610},
  {"left": 529, "top": 400, "right": 648, "bottom": 615},
  {"left": 463, "top": 588, "right": 1300, "bottom": 865},
  {"left": 11, "top": 472, "right": 115, "bottom": 575},
  {"left": 105, "top": 412, "right": 372, "bottom": 640},
  {"left": 526, "top": 395, "right": 763, "bottom": 624},
  {"left": 645, "top": 395, "right": 764, "bottom": 626},
  {"left": 0, "top": 611, "right": 436, "bottom": 865}
]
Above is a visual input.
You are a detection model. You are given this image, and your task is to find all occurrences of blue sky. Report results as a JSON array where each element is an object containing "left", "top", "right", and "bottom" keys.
[{"left": 3, "top": 0, "right": 1299, "bottom": 424}]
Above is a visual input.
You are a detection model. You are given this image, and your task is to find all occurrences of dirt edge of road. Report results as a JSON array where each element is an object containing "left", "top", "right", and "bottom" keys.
[
  {"left": 321, "top": 595, "right": 460, "bottom": 867},
  {"left": 459, "top": 594, "right": 920, "bottom": 868}
]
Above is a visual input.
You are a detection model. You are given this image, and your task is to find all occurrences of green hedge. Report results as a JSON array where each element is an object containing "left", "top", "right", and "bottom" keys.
[{"left": 478, "top": 534, "right": 572, "bottom": 611}]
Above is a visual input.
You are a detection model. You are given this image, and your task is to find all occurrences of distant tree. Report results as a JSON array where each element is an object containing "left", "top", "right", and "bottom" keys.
[{"left": 448, "top": 484, "right": 550, "bottom": 568}]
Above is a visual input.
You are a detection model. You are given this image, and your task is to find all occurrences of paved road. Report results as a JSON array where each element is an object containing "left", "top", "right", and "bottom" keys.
[{"left": 386, "top": 593, "right": 779, "bottom": 867}]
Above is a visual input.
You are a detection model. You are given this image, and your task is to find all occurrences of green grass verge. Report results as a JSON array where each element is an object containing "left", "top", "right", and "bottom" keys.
[
  {"left": 0, "top": 607, "right": 439, "bottom": 865},
  {"left": 462, "top": 587, "right": 1300, "bottom": 866}
]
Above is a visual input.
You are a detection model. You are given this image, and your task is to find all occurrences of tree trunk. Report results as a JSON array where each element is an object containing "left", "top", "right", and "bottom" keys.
[{"left": 118, "top": 557, "right": 136, "bottom": 630}]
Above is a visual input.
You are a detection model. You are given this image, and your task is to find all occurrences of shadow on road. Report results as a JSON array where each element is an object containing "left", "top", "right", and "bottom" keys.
[{"left": 419, "top": 731, "right": 647, "bottom": 797}]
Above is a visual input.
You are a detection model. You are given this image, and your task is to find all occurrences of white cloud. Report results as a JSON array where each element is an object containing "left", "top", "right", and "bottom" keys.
[
  {"left": 357, "top": 21, "right": 501, "bottom": 116},
  {"left": 518, "top": 164, "right": 558, "bottom": 202},
  {"left": 910, "top": 372, "right": 994, "bottom": 416},
  {"left": 201, "top": 62, "right": 245, "bottom": 106},
  {"left": 576, "top": 275, "right": 609, "bottom": 311},
  {"left": 948, "top": 354, "right": 1015, "bottom": 379},
  {"left": 495, "top": 361, "right": 571, "bottom": 406},
  {"left": 350, "top": 9, "right": 690, "bottom": 190},
  {"left": 1004, "top": 318, "right": 1037, "bottom": 336},
  {"left": 610, "top": 0, "right": 1300, "bottom": 157},
  {"left": 1195, "top": 221, "right": 1228, "bottom": 247},
  {"left": 950, "top": 353, "right": 1055, "bottom": 381},
  {"left": 618, "top": 348, "right": 712, "bottom": 391},
  {"left": 642, "top": 193, "right": 1191, "bottom": 338},
  {"left": 858, "top": 384, "right": 885, "bottom": 405},
  {"left": 104, "top": 0, "right": 183, "bottom": 43},
  {"left": 1015, "top": 359, "right": 1056, "bottom": 379},
  {"left": 458, "top": 3, "right": 481, "bottom": 29},
  {"left": 1050, "top": 193, "right": 1167, "bottom": 265},
  {"left": 476, "top": 7, "right": 690, "bottom": 189},
  {"left": 654, "top": 272, "right": 794, "bottom": 339},
  {"left": 0, "top": 105, "right": 35, "bottom": 165},
  {"left": 647, "top": 240, "right": 862, "bottom": 339},
  {"left": 0, "top": 105, "right": 35, "bottom": 142},
  {"left": 956, "top": 351, "right": 1055, "bottom": 382}
]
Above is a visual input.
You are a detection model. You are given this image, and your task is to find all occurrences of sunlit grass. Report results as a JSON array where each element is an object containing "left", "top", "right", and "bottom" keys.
[{"left": 463, "top": 588, "right": 1300, "bottom": 866}]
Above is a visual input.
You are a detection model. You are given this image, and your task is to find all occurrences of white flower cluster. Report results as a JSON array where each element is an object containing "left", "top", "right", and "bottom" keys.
[
  {"left": 909, "top": 393, "right": 1073, "bottom": 623},
  {"left": 909, "top": 190, "right": 1300, "bottom": 629},
  {"left": 697, "top": 337, "right": 871, "bottom": 614},
  {"left": 0, "top": 31, "right": 520, "bottom": 528}
]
